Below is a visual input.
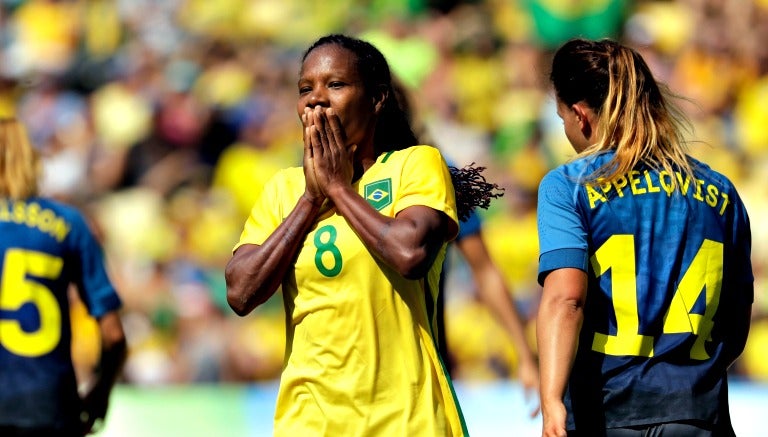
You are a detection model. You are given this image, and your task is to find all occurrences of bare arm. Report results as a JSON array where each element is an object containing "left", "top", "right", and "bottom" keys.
[
  {"left": 331, "top": 187, "right": 450, "bottom": 279},
  {"left": 226, "top": 109, "right": 329, "bottom": 316},
  {"left": 81, "top": 311, "right": 127, "bottom": 434},
  {"left": 225, "top": 195, "right": 325, "bottom": 315},
  {"left": 537, "top": 267, "right": 587, "bottom": 437},
  {"left": 457, "top": 231, "right": 540, "bottom": 415},
  {"left": 309, "top": 107, "right": 454, "bottom": 278}
]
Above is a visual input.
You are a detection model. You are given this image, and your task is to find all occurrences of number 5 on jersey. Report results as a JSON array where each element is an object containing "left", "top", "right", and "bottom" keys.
[{"left": 1, "top": 249, "right": 63, "bottom": 357}]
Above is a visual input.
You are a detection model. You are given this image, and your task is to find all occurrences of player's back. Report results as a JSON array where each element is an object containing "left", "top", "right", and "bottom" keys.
[
  {"left": 561, "top": 153, "right": 753, "bottom": 429},
  {"left": 0, "top": 197, "right": 89, "bottom": 432}
]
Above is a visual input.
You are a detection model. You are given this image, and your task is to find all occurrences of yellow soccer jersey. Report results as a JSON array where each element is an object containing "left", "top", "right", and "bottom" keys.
[{"left": 235, "top": 145, "right": 467, "bottom": 436}]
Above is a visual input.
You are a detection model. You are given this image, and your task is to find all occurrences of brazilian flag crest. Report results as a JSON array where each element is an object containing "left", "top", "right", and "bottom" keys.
[{"left": 364, "top": 178, "right": 392, "bottom": 211}]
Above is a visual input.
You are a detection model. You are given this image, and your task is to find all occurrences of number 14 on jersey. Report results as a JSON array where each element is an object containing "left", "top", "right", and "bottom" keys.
[{"left": 590, "top": 235, "right": 722, "bottom": 360}]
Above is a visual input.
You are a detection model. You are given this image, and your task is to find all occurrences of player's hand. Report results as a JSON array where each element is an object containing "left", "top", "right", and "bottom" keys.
[
  {"left": 307, "top": 105, "right": 355, "bottom": 198},
  {"left": 302, "top": 108, "right": 325, "bottom": 206},
  {"left": 540, "top": 399, "right": 567, "bottom": 437},
  {"left": 79, "top": 410, "right": 104, "bottom": 435},
  {"left": 517, "top": 358, "right": 541, "bottom": 417},
  {"left": 80, "top": 389, "right": 109, "bottom": 435}
]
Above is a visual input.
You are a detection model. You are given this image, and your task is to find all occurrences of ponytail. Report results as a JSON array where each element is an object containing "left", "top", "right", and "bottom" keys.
[{"left": 551, "top": 38, "right": 695, "bottom": 186}]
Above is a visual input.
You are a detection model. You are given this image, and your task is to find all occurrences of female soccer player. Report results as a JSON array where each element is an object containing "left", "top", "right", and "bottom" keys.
[
  {"left": 536, "top": 38, "right": 753, "bottom": 436},
  {"left": 0, "top": 118, "right": 127, "bottom": 436},
  {"left": 225, "top": 34, "right": 497, "bottom": 436}
]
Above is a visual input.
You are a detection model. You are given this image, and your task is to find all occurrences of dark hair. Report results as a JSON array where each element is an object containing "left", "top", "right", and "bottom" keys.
[
  {"left": 304, "top": 34, "right": 503, "bottom": 221},
  {"left": 302, "top": 34, "right": 418, "bottom": 156},
  {"left": 448, "top": 162, "right": 504, "bottom": 222},
  {"left": 549, "top": 38, "right": 693, "bottom": 185},
  {"left": 550, "top": 38, "right": 613, "bottom": 109}
]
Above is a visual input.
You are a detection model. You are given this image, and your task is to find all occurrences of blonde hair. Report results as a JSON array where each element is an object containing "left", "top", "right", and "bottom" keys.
[
  {"left": 0, "top": 118, "right": 40, "bottom": 199},
  {"left": 550, "top": 38, "right": 695, "bottom": 185}
]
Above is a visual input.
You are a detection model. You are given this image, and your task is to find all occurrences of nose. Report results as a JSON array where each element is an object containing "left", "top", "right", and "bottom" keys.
[{"left": 306, "top": 89, "right": 328, "bottom": 107}]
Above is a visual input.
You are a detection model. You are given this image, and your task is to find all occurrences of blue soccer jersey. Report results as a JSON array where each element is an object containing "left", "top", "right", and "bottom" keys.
[
  {"left": 537, "top": 152, "right": 753, "bottom": 431},
  {"left": 0, "top": 197, "right": 122, "bottom": 431}
]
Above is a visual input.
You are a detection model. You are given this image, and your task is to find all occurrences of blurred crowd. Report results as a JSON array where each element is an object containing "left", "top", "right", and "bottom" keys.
[{"left": 1, "top": 0, "right": 767, "bottom": 385}]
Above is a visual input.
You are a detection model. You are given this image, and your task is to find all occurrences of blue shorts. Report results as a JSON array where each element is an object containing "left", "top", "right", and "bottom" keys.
[{"left": 569, "top": 420, "right": 735, "bottom": 437}]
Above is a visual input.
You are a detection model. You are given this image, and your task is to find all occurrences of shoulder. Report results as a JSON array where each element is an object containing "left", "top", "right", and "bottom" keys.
[
  {"left": 19, "top": 197, "right": 96, "bottom": 246},
  {"left": 273, "top": 167, "right": 304, "bottom": 181},
  {"left": 539, "top": 152, "right": 612, "bottom": 192},
  {"left": 261, "top": 167, "right": 305, "bottom": 192},
  {"left": 383, "top": 145, "right": 443, "bottom": 163},
  {"left": 539, "top": 164, "right": 576, "bottom": 194},
  {"left": 31, "top": 197, "right": 89, "bottom": 227},
  {"left": 32, "top": 196, "right": 79, "bottom": 215},
  {"left": 410, "top": 144, "right": 443, "bottom": 161},
  {"left": 689, "top": 157, "right": 751, "bottom": 219},
  {"left": 537, "top": 163, "right": 589, "bottom": 216},
  {"left": 690, "top": 156, "right": 739, "bottom": 192},
  {"left": 689, "top": 157, "right": 748, "bottom": 202},
  {"left": 252, "top": 167, "right": 306, "bottom": 210}
]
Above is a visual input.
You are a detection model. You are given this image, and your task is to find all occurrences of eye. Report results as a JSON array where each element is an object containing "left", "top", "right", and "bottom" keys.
[
  {"left": 328, "top": 81, "right": 345, "bottom": 89},
  {"left": 299, "top": 86, "right": 311, "bottom": 95}
]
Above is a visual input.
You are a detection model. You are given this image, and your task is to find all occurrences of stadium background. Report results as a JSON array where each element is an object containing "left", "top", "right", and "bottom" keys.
[{"left": 0, "top": 0, "right": 766, "bottom": 435}]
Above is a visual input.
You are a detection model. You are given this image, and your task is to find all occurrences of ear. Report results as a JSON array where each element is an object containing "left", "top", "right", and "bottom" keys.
[
  {"left": 373, "top": 85, "right": 388, "bottom": 115},
  {"left": 571, "top": 103, "right": 593, "bottom": 139}
]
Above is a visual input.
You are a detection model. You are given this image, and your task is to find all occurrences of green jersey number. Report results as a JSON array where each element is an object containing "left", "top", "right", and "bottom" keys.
[
  {"left": 314, "top": 225, "right": 342, "bottom": 277},
  {"left": 0, "top": 248, "right": 63, "bottom": 357},
  {"left": 590, "top": 235, "right": 723, "bottom": 359}
]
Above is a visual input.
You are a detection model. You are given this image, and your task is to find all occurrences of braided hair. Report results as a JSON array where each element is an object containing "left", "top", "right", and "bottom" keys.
[
  {"left": 448, "top": 162, "right": 504, "bottom": 222},
  {"left": 303, "top": 34, "right": 504, "bottom": 221}
]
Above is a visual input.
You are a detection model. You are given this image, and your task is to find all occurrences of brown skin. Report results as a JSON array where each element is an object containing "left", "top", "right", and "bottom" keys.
[{"left": 225, "top": 44, "right": 455, "bottom": 316}]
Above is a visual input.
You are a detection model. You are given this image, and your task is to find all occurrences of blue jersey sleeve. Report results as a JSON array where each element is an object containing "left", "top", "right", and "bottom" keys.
[
  {"left": 65, "top": 208, "right": 122, "bottom": 318},
  {"left": 536, "top": 168, "right": 589, "bottom": 285},
  {"left": 456, "top": 209, "right": 482, "bottom": 241}
]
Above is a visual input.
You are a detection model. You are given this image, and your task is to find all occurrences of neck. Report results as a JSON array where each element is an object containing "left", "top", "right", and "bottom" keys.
[{"left": 352, "top": 141, "right": 378, "bottom": 180}]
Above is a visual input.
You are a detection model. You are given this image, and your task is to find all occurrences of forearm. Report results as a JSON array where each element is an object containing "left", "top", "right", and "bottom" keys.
[
  {"left": 537, "top": 292, "right": 582, "bottom": 407},
  {"left": 476, "top": 270, "right": 536, "bottom": 364},
  {"left": 327, "top": 184, "right": 444, "bottom": 279},
  {"left": 458, "top": 234, "right": 535, "bottom": 365},
  {"left": 89, "top": 337, "right": 127, "bottom": 397},
  {"left": 81, "top": 312, "right": 127, "bottom": 424},
  {"left": 97, "top": 312, "right": 126, "bottom": 385},
  {"left": 226, "top": 195, "right": 322, "bottom": 315}
]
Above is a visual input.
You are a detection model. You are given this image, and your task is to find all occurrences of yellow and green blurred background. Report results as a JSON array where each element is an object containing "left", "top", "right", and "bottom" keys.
[{"left": 2, "top": 0, "right": 767, "bottom": 435}]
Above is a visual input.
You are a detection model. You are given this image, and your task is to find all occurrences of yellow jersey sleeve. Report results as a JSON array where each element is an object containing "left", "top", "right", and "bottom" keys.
[
  {"left": 393, "top": 145, "right": 459, "bottom": 240},
  {"left": 232, "top": 167, "right": 303, "bottom": 252}
]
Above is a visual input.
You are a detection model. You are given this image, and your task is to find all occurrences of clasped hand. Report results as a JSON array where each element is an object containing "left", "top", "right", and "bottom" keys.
[{"left": 302, "top": 106, "right": 356, "bottom": 205}]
